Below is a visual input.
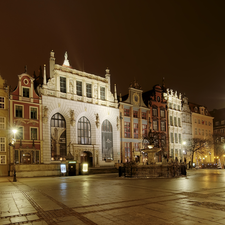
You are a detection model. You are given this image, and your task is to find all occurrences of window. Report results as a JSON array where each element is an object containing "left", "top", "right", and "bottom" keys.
[
  {"left": 142, "top": 124, "right": 147, "bottom": 137},
  {"left": 100, "top": 87, "right": 105, "bottom": 100},
  {"left": 202, "top": 120, "right": 204, "bottom": 125},
  {"left": 0, "top": 155, "right": 6, "bottom": 164},
  {"left": 152, "top": 108, "right": 157, "bottom": 116},
  {"left": 76, "top": 81, "right": 82, "bottom": 96},
  {"left": 161, "top": 121, "right": 166, "bottom": 131},
  {"left": 133, "top": 111, "right": 138, "bottom": 118},
  {"left": 134, "top": 123, "right": 138, "bottom": 138},
  {"left": 0, "top": 117, "right": 5, "bottom": 129},
  {"left": 195, "top": 128, "right": 197, "bottom": 135},
  {"left": 51, "top": 113, "right": 66, "bottom": 128},
  {"left": 195, "top": 118, "right": 197, "bottom": 123},
  {"left": 0, "top": 97, "right": 5, "bottom": 108},
  {"left": 31, "top": 128, "right": 37, "bottom": 140},
  {"left": 15, "top": 105, "right": 23, "bottom": 118},
  {"left": 170, "top": 133, "right": 174, "bottom": 143},
  {"left": 221, "top": 120, "right": 225, "bottom": 125},
  {"left": 134, "top": 143, "right": 139, "bottom": 151},
  {"left": 174, "top": 117, "right": 177, "bottom": 126},
  {"left": 175, "top": 133, "right": 178, "bottom": 143},
  {"left": 173, "top": 104, "right": 176, "bottom": 110},
  {"left": 202, "top": 129, "right": 204, "bottom": 136},
  {"left": 102, "top": 120, "right": 113, "bottom": 160},
  {"left": 178, "top": 118, "right": 181, "bottom": 127},
  {"left": 125, "top": 142, "right": 131, "bottom": 162},
  {"left": 60, "top": 77, "right": 66, "bottom": 93},
  {"left": 199, "top": 129, "right": 201, "bottom": 135},
  {"left": 78, "top": 116, "right": 91, "bottom": 144},
  {"left": 205, "top": 121, "right": 208, "bottom": 125},
  {"left": 142, "top": 112, "right": 146, "bottom": 119},
  {"left": 124, "top": 122, "right": 130, "bottom": 138},
  {"left": 30, "top": 107, "right": 37, "bottom": 119},
  {"left": 23, "top": 87, "right": 30, "bottom": 97},
  {"left": 124, "top": 109, "right": 130, "bottom": 116},
  {"left": 15, "top": 127, "right": 23, "bottom": 140},
  {"left": 170, "top": 149, "right": 174, "bottom": 159},
  {"left": 160, "top": 110, "right": 165, "bottom": 118},
  {"left": 178, "top": 105, "right": 180, "bottom": 111},
  {"left": 0, "top": 137, "right": 6, "bottom": 152},
  {"left": 169, "top": 103, "right": 172, "bottom": 109},
  {"left": 86, "top": 83, "right": 92, "bottom": 98},
  {"left": 153, "top": 120, "right": 158, "bottom": 131},
  {"left": 170, "top": 116, "right": 173, "bottom": 126},
  {"left": 179, "top": 134, "right": 181, "bottom": 144},
  {"left": 198, "top": 119, "right": 200, "bottom": 124}
]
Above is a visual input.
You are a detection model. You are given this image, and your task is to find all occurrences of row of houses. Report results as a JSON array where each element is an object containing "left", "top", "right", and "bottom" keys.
[{"left": 0, "top": 51, "right": 215, "bottom": 176}]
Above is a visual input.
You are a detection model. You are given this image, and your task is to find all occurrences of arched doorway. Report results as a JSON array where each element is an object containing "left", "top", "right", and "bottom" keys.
[
  {"left": 102, "top": 120, "right": 113, "bottom": 161},
  {"left": 51, "top": 113, "right": 66, "bottom": 160},
  {"left": 81, "top": 151, "right": 93, "bottom": 167}
]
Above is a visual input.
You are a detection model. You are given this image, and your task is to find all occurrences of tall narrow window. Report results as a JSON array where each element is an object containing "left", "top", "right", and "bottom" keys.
[
  {"left": 124, "top": 109, "right": 130, "bottom": 116},
  {"left": 134, "top": 143, "right": 139, "bottom": 151},
  {"left": 60, "top": 77, "right": 66, "bottom": 93},
  {"left": 0, "top": 155, "right": 6, "bottom": 164},
  {"left": 125, "top": 142, "right": 131, "bottom": 162},
  {"left": 100, "top": 87, "right": 105, "bottom": 100},
  {"left": 174, "top": 117, "right": 177, "bottom": 126},
  {"left": 178, "top": 118, "right": 181, "bottom": 127},
  {"left": 30, "top": 107, "right": 37, "bottom": 119},
  {"left": 31, "top": 128, "right": 37, "bottom": 140},
  {"left": 179, "top": 134, "right": 181, "bottom": 144},
  {"left": 0, "top": 97, "right": 5, "bottom": 108},
  {"left": 142, "top": 124, "right": 147, "bottom": 137},
  {"left": 161, "top": 121, "right": 166, "bottom": 131},
  {"left": 78, "top": 116, "right": 91, "bottom": 144},
  {"left": 0, "top": 117, "right": 5, "bottom": 129},
  {"left": 86, "top": 83, "right": 92, "bottom": 98},
  {"left": 134, "top": 123, "right": 138, "bottom": 138},
  {"left": 16, "top": 127, "right": 23, "bottom": 140},
  {"left": 142, "top": 112, "right": 146, "bottom": 119},
  {"left": 175, "top": 133, "right": 178, "bottom": 143},
  {"left": 170, "top": 116, "right": 173, "bottom": 126},
  {"left": 16, "top": 105, "right": 23, "bottom": 118},
  {"left": 160, "top": 109, "right": 165, "bottom": 118},
  {"left": 152, "top": 108, "right": 157, "bottom": 116},
  {"left": 0, "top": 137, "right": 6, "bottom": 152},
  {"left": 153, "top": 120, "right": 158, "bottom": 131},
  {"left": 133, "top": 110, "right": 138, "bottom": 118},
  {"left": 76, "top": 81, "right": 82, "bottom": 96},
  {"left": 170, "top": 133, "right": 174, "bottom": 143},
  {"left": 23, "top": 88, "right": 30, "bottom": 97},
  {"left": 124, "top": 122, "right": 130, "bottom": 138},
  {"left": 102, "top": 120, "right": 113, "bottom": 160}
]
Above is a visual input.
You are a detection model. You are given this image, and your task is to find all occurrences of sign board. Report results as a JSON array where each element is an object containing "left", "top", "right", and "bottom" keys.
[
  {"left": 60, "top": 164, "right": 66, "bottom": 173},
  {"left": 68, "top": 161, "right": 76, "bottom": 164}
]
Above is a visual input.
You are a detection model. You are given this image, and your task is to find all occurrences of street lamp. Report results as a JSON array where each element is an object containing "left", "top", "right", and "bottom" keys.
[{"left": 12, "top": 129, "right": 17, "bottom": 182}]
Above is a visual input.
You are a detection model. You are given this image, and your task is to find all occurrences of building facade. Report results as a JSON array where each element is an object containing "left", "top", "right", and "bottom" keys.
[
  {"left": 0, "top": 76, "right": 9, "bottom": 176},
  {"left": 143, "top": 85, "right": 168, "bottom": 162},
  {"left": 189, "top": 103, "right": 214, "bottom": 163},
  {"left": 40, "top": 51, "right": 120, "bottom": 167},
  {"left": 163, "top": 89, "right": 183, "bottom": 161},
  {"left": 182, "top": 96, "right": 192, "bottom": 163},
  {"left": 119, "top": 80, "right": 150, "bottom": 163},
  {"left": 9, "top": 73, "right": 43, "bottom": 171}
]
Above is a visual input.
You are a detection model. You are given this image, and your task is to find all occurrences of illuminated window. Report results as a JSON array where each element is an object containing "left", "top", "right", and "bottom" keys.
[
  {"left": 134, "top": 123, "right": 138, "bottom": 138},
  {"left": 124, "top": 122, "right": 130, "bottom": 138},
  {"left": 76, "top": 81, "right": 82, "bottom": 96},
  {"left": 100, "top": 87, "right": 105, "bottom": 100},
  {"left": 134, "top": 143, "right": 139, "bottom": 151},
  {"left": 102, "top": 120, "right": 113, "bottom": 160},
  {"left": 86, "top": 83, "right": 92, "bottom": 98},
  {"left": 0, "top": 97, "right": 5, "bottom": 109},
  {"left": 0, "top": 137, "right": 6, "bottom": 152}
]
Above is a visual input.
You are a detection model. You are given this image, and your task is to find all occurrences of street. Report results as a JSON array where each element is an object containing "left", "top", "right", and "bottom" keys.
[{"left": 1, "top": 169, "right": 225, "bottom": 224}]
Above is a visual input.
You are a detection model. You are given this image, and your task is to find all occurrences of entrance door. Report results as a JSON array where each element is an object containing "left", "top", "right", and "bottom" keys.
[
  {"left": 81, "top": 151, "right": 93, "bottom": 167},
  {"left": 68, "top": 164, "right": 76, "bottom": 176},
  {"left": 22, "top": 153, "right": 31, "bottom": 164}
]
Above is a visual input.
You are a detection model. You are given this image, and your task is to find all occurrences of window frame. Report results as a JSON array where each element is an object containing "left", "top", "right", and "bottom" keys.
[
  {"left": 15, "top": 104, "right": 24, "bottom": 118},
  {"left": 30, "top": 106, "right": 38, "bottom": 120},
  {"left": 15, "top": 126, "right": 24, "bottom": 140},
  {"left": 124, "top": 122, "right": 130, "bottom": 138},
  {"left": 0, "top": 137, "right": 6, "bottom": 152},
  {"left": 86, "top": 83, "right": 92, "bottom": 98},
  {"left": 0, "top": 155, "right": 6, "bottom": 164},
  {"left": 0, "top": 97, "right": 5, "bottom": 109},
  {"left": 60, "top": 77, "right": 67, "bottom": 93},
  {"left": 77, "top": 116, "right": 91, "bottom": 145},
  {"left": 76, "top": 81, "right": 82, "bottom": 96},
  {"left": 100, "top": 87, "right": 105, "bottom": 100},
  {"left": 23, "top": 87, "right": 30, "bottom": 98},
  {"left": 30, "top": 127, "right": 38, "bottom": 140},
  {"left": 0, "top": 117, "right": 5, "bottom": 129},
  {"left": 134, "top": 123, "right": 138, "bottom": 138}
]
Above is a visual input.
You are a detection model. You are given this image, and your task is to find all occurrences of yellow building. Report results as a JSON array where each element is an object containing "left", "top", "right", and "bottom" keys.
[
  {"left": 189, "top": 103, "right": 214, "bottom": 164},
  {"left": 0, "top": 75, "right": 9, "bottom": 176}
]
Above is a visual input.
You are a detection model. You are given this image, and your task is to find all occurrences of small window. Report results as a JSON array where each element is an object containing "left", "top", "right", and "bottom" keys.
[
  {"left": 160, "top": 110, "right": 165, "bottom": 118},
  {"left": 60, "top": 77, "right": 66, "bottom": 93},
  {"left": 178, "top": 105, "right": 180, "bottom": 111},
  {"left": 175, "top": 133, "right": 178, "bottom": 143},
  {"left": 124, "top": 109, "right": 130, "bottom": 116},
  {"left": 202, "top": 129, "right": 204, "bottom": 136},
  {"left": 0, "top": 137, "right": 6, "bottom": 152},
  {"left": 215, "top": 121, "right": 219, "bottom": 126},
  {"left": 205, "top": 121, "right": 208, "bottom": 125},
  {"left": 170, "top": 133, "right": 174, "bottom": 143},
  {"left": 0, "top": 117, "right": 5, "bottom": 129},
  {"left": 198, "top": 119, "right": 200, "bottom": 124},
  {"left": 100, "top": 87, "right": 105, "bottom": 100},
  {"left": 86, "top": 84, "right": 92, "bottom": 98},
  {"left": 142, "top": 124, "right": 147, "bottom": 137},
  {"left": 195, "top": 118, "right": 197, "bottom": 123},
  {"left": 153, "top": 120, "right": 158, "bottom": 131},
  {"left": 174, "top": 117, "right": 177, "bottom": 126},
  {"left": 0, "top": 155, "right": 6, "bottom": 164},
  {"left": 161, "top": 121, "right": 166, "bottom": 131},
  {"left": 178, "top": 118, "right": 181, "bottom": 127},
  {"left": 173, "top": 104, "right": 176, "bottom": 110},
  {"left": 179, "top": 134, "right": 181, "bottom": 144},
  {"left": 133, "top": 111, "right": 138, "bottom": 118},
  {"left": 134, "top": 123, "right": 138, "bottom": 138},
  {"left": 31, "top": 128, "right": 38, "bottom": 140},
  {"left": 170, "top": 116, "right": 173, "bottom": 126},
  {"left": 142, "top": 112, "right": 146, "bottom": 119},
  {"left": 23, "top": 88, "right": 30, "bottom": 98},
  {"left": 152, "top": 108, "right": 157, "bottom": 117},
  {"left": 169, "top": 103, "right": 172, "bottom": 109},
  {"left": 15, "top": 105, "right": 23, "bottom": 118},
  {"left": 0, "top": 97, "right": 5, "bottom": 109},
  {"left": 30, "top": 107, "right": 37, "bottom": 120},
  {"left": 124, "top": 122, "right": 130, "bottom": 138},
  {"left": 76, "top": 81, "right": 82, "bottom": 96}
]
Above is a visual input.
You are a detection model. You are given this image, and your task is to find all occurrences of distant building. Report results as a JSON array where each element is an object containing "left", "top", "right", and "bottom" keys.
[
  {"left": 182, "top": 95, "right": 192, "bottom": 162},
  {"left": 119, "top": 80, "right": 150, "bottom": 163},
  {"left": 143, "top": 84, "right": 168, "bottom": 162},
  {"left": 9, "top": 73, "right": 42, "bottom": 175},
  {"left": 39, "top": 51, "right": 120, "bottom": 169},
  {"left": 0, "top": 76, "right": 9, "bottom": 176},
  {"left": 189, "top": 103, "right": 214, "bottom": 163},
  {"left": 163, "top": 89, "right": 183, "bottom": 161}
]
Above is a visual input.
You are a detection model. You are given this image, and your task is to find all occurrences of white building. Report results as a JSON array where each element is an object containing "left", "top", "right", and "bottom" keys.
[
  {"left": 182, "top": 96, "right": 192, "bottom": 162},
  {"left": 163, "top": 89, "right": 183, "bottom": 161},
  {"left": 40, "top": 51, "right": 120, "bottom": 167}
]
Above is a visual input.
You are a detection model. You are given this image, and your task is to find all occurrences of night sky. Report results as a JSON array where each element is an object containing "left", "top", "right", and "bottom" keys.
[{"left": 1, "top": 0, "right": 225, "bottom": 110}]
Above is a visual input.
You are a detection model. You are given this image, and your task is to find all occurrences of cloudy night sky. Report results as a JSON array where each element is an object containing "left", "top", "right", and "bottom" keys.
[{"left": 1, "top": 0, "right": 225, "bottom": 110}]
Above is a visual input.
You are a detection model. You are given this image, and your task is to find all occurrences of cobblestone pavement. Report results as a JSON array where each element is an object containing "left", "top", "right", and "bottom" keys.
[{"left": 1, "top": 169, "right": 225, "bottom": 224}]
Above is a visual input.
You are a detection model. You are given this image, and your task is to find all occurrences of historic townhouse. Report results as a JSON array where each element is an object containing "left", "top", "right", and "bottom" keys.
[
  {"left": 39, "top": 51, "right": 120, "bottom": 168},
  {"left": 163, "top": 89, "right": 183, "bottom": 161},
  {"left": 182, "top": 95, "right": 192, "bottom": 163},
  {"left": 119, "top": 80, "right": 150, "bottom": 163},
  {"left": 189, "top": 103, "right": 214, "bottom": 163},
  {"left": 9, "top": 72, "right": 42, "bottom": 175},
  {"left": 143, "top": 85, "right": 168, "bottom": 162},
  {"left": 0, "top": 76, "right": 9, "bottom": 176}
]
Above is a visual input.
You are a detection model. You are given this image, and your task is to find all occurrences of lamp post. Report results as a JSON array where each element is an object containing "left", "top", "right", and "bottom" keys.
[{"left": 12, "top": 129, "right": 17, "bottom": 182}]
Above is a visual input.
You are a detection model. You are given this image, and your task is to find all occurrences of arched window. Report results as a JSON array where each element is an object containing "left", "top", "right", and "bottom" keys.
[
  {"left": 102, "top": 120, "right": 113, "bottom": 160},
  {"left": 50, "top": 113, "right": 66, "bottom": 160},
  {"left": 78, "top": 116, "right": 91, "bottom": 144}
]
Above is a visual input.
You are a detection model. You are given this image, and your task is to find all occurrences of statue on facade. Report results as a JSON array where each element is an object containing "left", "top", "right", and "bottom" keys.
[
  {"left": 70, "top": 110, "right": 75, "bottom": 126},
  {"left": 43, "top": 106, "right": 48, "bottom": 124},
  {"left": 116, "top": 116, "right": 120, "bottom": 130},
  {"left": 95, "top": 113, "right": 100, "bottom": 128}
]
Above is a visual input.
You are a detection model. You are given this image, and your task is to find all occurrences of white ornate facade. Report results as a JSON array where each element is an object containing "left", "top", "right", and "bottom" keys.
[
  {"left": 163, "top": 89, "right": 183, "bottom": 161},
  {"left": 40, "top": 51, "right": 120, "bottom": 167},
  {"left": 182, "top": 96, "right": 192, "bottom": 162}
]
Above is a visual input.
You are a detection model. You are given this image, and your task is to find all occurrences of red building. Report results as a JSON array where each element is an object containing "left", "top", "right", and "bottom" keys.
[
  {"left": 9, "top": 73, "right": 42, "bottom": 167},
  {"left": 143, "top": 85, "right": 168, "bottom": 162}
]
